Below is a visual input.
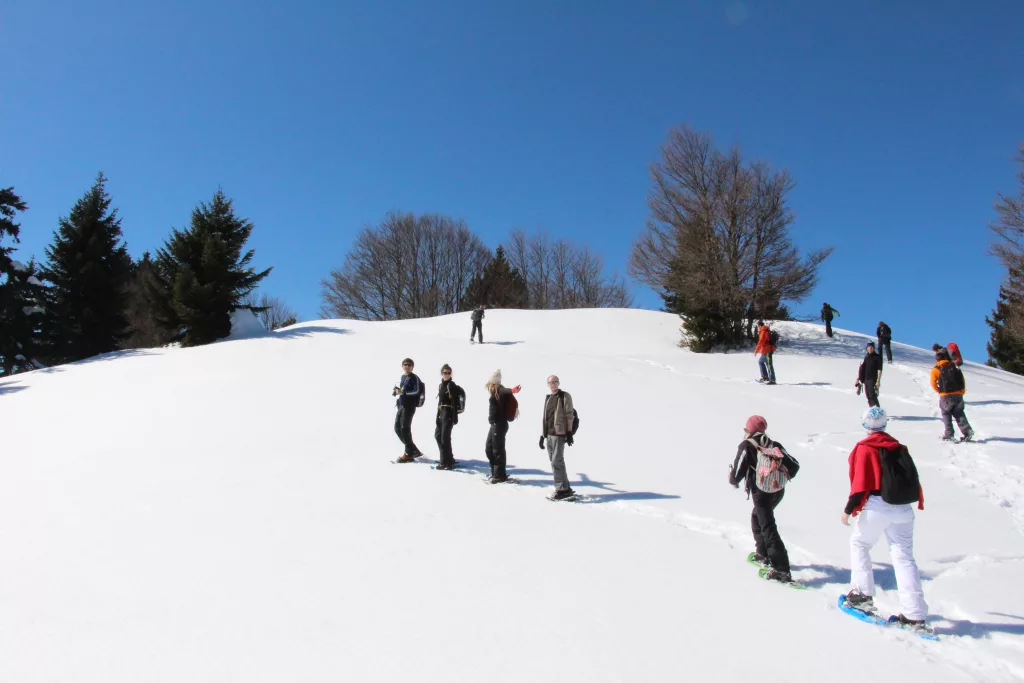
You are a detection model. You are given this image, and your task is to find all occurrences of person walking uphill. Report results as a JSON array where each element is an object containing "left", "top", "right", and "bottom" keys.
[
  {"left": 539, "top": 375, "right": 576, "bottom": 500},
  {"left": 931, "top": 348, "right": 974, "bottom": 442},
  {"left": 857, "top": 341, "right": 884, "bottom": 408},
  {"left": 754, "top": 321, "right": 777, "bottom": 385},
  {"left": 484, "top": 369, "right": 520, "bottom": 483},
  {"left": 470, "top": 305, "right": 485, "bottom": 343},
  {"left": 434, "top": 364, "right": 465, "bottom": 470},
  {"left": 821, "top": 303, "right": 839, "bottom": 338},
  {"left": 876, "top": 321, "right": 893, "bottom": 364},
  {"left": 843, "top": 407, "right": 929, "bottom": 632},
  {"left": 729, "top": 415, "right": 800, "bottom": 583},
  {"left": 393, "top": 358, "right": 424, "bottom": 462}
]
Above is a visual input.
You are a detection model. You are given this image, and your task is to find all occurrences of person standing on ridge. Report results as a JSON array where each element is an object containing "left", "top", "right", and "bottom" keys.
[
  {"left": 931, "top": 348, "right": 974, "bottom": 442},
  {"left": 821, "top": 302, "right": 839, "bottom": 338},
  {"left": 484, "top": 369, "right": 520, "bottom": 483},
  {"left": 754, "top": 321, "right": 777, "bottom": 385},
  {"left": 842, "top": 407, "right": 929, "bottom": 633},
  {"left": 729, "top": 415, "right": 800, "bottom": 583},
  {"left": 434, "top": 363, "right": 465, "bottom": 470},
  {"left": 539, "top": 374, "right": 576, "bottom": 500},
  {"left": 876, "top": 321, "right": 893, "bottom": 364},
  {"left": 393, "top": 358, "right": 424, "bottom": 462},
  {"left": 946, "top": 342, "right": 963, "bottom": 367},
  {"left": 857, "top": 341, "right": 884, "bottom": 408},
  {"left": 470, "top": 304, "right": 485, "bottom": 343}
]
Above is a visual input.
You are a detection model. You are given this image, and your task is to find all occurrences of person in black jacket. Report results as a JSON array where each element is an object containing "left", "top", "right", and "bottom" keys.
[
  {"left": 857, "top": 342, "right": 884, "bottom": 408},
  {"left": 876, "top": 322, "right": 893, "bottom": 364},
  {"left": 434, "top": 364, "right": 464, "bottom": 470},
  {"left": 484, "top": 368, "right": 520, "bottom": 483},
  {"left": 821, "top": 303, "right": 839, "bottom": 338},
  {"left": 393, "top": 358, "right": 423, "bottom": 462},
  {"left": 729, "top": 415, "right": 800, "bottom": 583},
  {"left": 470, "top": 305, "right": 485, "bottom": 343}
]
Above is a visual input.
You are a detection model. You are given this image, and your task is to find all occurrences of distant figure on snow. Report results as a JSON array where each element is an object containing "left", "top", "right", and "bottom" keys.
[
  {"left": 393, "top": 358, "right": 424, "bottom": 462},
  {"left": 754, "top": 321, "right": 777, "bottom": 385},
  {"left": 539, "top": 374, "right": 576, "bottom": 500},
  {"left": 931, "top": 348, "right": 974, "bottom": 442},
  {"left": 484, "top": 369, "right": 520, "bottom": 483},
  {"left": 821, "top": 303, "right": 839, "bottom": 338},
  {"left": 434, "top": 364, "right": 465, "bottom": 470},
  {"left": 857, "top": 341, "right": 883, "bottom": 408},
  {"left": 729, "top": 415, "right": 800, "bottom": 584},
  {"left": 842, "top": 407, "right": 930, "bottom": 634},
  {"left": 876, "top": 321, "right": 893, "bottom": 364},
  {"left": 471, "top": 305, "right": 485, "bottom": 343}
]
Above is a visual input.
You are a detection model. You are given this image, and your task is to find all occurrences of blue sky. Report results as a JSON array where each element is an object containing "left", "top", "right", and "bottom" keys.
[{"left": 2, "top": 0, "right": 1022, "bottom": 362}]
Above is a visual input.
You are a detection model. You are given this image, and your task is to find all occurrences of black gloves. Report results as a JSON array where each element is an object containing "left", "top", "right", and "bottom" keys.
[
  {"left": 566, "top": 435, "right": 574, "bottom": 447},
  {"left": 538, "top": 436, "right": 545, "bottom": 449}
]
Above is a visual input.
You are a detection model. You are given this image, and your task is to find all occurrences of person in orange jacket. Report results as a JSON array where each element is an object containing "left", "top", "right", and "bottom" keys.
[
  {"left": 930, "top": 348, "right": 974, "bottom": 442},
  {"left": 754, "top": 320, "right": 777, "bottom": 385}
]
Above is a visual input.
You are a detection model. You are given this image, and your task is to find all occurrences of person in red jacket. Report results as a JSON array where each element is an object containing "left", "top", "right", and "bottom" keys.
[
  {"left": 946, "top": 342, "right": 963, "bottom": 367},
  {"left": 842, "top": 407, "right": 928, "bottom": 630},
  {"left": 753, "top": 321, "right": 777, "bottom": 385}
]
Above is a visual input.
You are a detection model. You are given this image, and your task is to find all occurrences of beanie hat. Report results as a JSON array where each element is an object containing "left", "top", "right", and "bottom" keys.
[
  {"left": 744, "top": 415, "right": 768, "bottom": 435},
  {"left": 489, "top": 368, "right": 502, "bottom": 385},
  {"left": 935, "top": 349, "right": 950, "bottom": 362},
  {"left": 862, "top": 406, "right": 889, "bottom": 432},
  {"left": 866, "top": 341, "right": 875, "bottom": 349}
]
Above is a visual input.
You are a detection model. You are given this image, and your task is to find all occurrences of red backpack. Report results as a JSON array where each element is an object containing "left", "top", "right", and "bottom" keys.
[{"left": 504, "top": 393, "right": 519, "bottom": 421}]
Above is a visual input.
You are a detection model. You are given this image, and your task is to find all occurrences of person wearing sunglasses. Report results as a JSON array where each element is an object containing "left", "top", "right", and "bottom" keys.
[{"left": 434, "top": 364, "right": 465, "bottom": 470}]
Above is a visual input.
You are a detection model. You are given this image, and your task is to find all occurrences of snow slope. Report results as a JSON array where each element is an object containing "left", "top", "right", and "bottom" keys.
[{"left": 2, "top": 309, "right": 1024, "bottom": 682}]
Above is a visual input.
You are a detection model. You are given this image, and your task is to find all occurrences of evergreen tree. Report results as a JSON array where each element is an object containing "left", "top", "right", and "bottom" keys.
[
  {"left": 40, "top": 173, "right": 133, "bottom": 363},
  {"left": 151, "top": 189, "right": 271, "bottom": 347},
  {"left": 986, "top": 271, "right": 1024, "bottom": 375},
  {"left": 121, "top": 253, "right": 175, "bottom": 349},
  {"left": 461, "top": 245, "right": 527, "bottom": 310},
  {"left": 0, "top": 188, "right": 46, "bottom": 375}
]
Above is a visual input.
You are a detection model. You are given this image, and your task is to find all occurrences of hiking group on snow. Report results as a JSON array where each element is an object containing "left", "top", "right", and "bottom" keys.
[{"left": 391, "top": 304, "right": 975, "bottom": 633}]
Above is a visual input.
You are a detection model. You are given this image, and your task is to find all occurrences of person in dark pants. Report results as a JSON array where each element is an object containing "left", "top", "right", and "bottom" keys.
[
  {"left": 930, "top": 349, "right": 974, "bottom": 442},
  {"left": 484, "top": 368, "right": 520, "bottom": 483},
  {"left": 434, "top": 363, "right": 464, "bottom": 470},
  {"left": 876, "top": 322, "right": 893, "bottom": 363},
  {"left": 729, "top": 415, "right": 800, "bottom": 583},
  {"left": 470, "top": 305, "right": 485, "bottom": 343},
  {"left": 821, "top": 303, "right": 839, "bottom": 338},
  {"left": 857, "top": 341, "right": 884, "bottom": 408},
  {"left": 393, "top": 358, "right": 423, "bottom": 462}
]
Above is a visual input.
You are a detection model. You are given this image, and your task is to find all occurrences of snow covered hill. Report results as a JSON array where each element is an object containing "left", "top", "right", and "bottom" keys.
[{"left": 2, "top": 309, "right": 1024, "bottom": 682}]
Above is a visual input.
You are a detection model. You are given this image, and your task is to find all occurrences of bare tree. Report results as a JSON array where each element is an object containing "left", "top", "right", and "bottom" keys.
[
  {"left": 504, "top": 228, "right": 632, "bottom": 309},
  {"left": 630, "top": 125, "right": 831, "bottom": 350},
  {"left": 990, "top": 144, "right": 1024, "bottom": 341},
  {"left": 244, "top": 292, "right": 298, "bottom": 330},
  {"left": 320, "top": 212, "right": 491, "bottom": 320}
]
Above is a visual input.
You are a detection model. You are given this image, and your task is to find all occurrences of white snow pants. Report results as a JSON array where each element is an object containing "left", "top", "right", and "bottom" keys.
[{"left": 849, "top": 496, "right": 928, "bottom": 621}]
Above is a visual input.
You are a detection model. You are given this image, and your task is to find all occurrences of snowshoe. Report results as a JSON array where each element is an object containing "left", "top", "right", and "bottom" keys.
[
  {"left": 396, "top": 454, "right": 417, "bottom": 463},
  {"left": 844, "top": 590, "right": 876, "bottom": 612},
  {"left": 746, "top": 552, "right": 769, "bottom": 567},
  {"left": 887, "top": 614, "right": 934, "bottom": 636},
  {"left": 550, "top": 488, "right": 577, "bottom": 501}
]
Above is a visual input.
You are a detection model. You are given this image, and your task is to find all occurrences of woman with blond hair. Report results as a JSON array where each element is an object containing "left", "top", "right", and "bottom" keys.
[{"left": 484, "top": 369, "right": 520, "bottom": 483}]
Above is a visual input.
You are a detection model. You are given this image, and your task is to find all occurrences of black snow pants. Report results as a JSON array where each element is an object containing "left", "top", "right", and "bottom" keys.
[
  {"left": 471, "top": 320, "right": 483, "bottom": 343},
  {"left": 485, "top": 421, "right": 508, "bottom": 478},
  {"left": 751, "top": 488, "right": 790, "bottom": 573},
  {"left": 435, "top": 409, "right": 455, "bottom": 466},
  {"left": 864, "top": 380, "right": 880, "bottom": 408},
  {"left": 395, "top": 404, "right": 420, "bottom": 456},
  {"left": 825, "top": 319, "right": 833, "bottom": 338},
  {"left": 877, "top": 339, "right": 892, "bottom": 363}
]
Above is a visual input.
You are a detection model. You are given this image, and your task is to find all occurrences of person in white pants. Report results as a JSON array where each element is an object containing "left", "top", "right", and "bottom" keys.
[{"left": 841, "top": 407, "right": 928, "bottom": 626}]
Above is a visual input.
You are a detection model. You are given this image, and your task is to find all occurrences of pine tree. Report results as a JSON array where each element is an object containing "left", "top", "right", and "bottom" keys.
[
  {"left": 986, "top": 274, "right": 1024, "bottom": 375},
  {"left": 461, "top": 245, "right": 527, "bottom": 310},
  {"left": 151, "top": 190, "right": 272, "bottom": 347},
  {"left": 0, "top": 188, "right": 46, "bottom": 375},
  {"left": 121, "top": 253, "right": 175, "bottom": 349},
  {"left": 40, "top": 173, "right": 133, "bottom": 363}
]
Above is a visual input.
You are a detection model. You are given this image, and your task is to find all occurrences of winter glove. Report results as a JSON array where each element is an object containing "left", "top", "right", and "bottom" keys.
[
  {"left": 538, "top": 436, "right": 545, "bottom": 449},
  {"left": 566, "top": 435, "right": 574, "bottom": 447}
]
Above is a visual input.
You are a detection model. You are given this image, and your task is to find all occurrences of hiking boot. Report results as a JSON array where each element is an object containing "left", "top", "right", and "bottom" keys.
[
  {"left": 489, "top": 474, "right": 510, "bottom": 483},
  {"left": 766, "top": 380, "right": 777, "bottom": 385},
  {"left": 397, "top": 454, "right": 416, "bottom": 463},
  {"left": 888, "top": 614, "right": 931, "bottom": 633},
  {"left": 845, "top": 590, "right": 876, "bottom": 612},
  {"left": 552, "top": 488, "right": 576, "bottom": 500},
  {"left": 941, "top": 435, "right": 955, "bottom": 442},
  {"left": 960, "top": 432, "right": 974, "bottom": 443},
  {"left": 435, "top": 463, "right": 454, "bottom": 470},
  {"left": 763, "top": 569, "right": 793, "bottom": 583},
  {"left": 751, "top": 552, "right": 769, "bottom": 566},
  {"left": 756, "top": 378, "right": 767, "bottom": 383}
]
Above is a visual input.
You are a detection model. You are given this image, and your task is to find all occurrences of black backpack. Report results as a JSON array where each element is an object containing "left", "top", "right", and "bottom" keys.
[
  {"left": 937, "top": 363, "right": 965, "bottom": 393},
  {"left": 558, "top": 392, "right": 580, "bottom": 435},
  {"left": 768, "top": 329, "right": 780, "bottom": 347},
  {"left": 879, "top": 445, "right": 921, "bottom": 505}
]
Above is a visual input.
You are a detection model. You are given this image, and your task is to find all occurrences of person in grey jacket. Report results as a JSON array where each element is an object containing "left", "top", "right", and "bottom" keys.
[
  {"left": 539, "top": 374, "right": 576, "bottom": 500},
  {"left": 470, "top": 305, "right": 485, "bottom": 343}
]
